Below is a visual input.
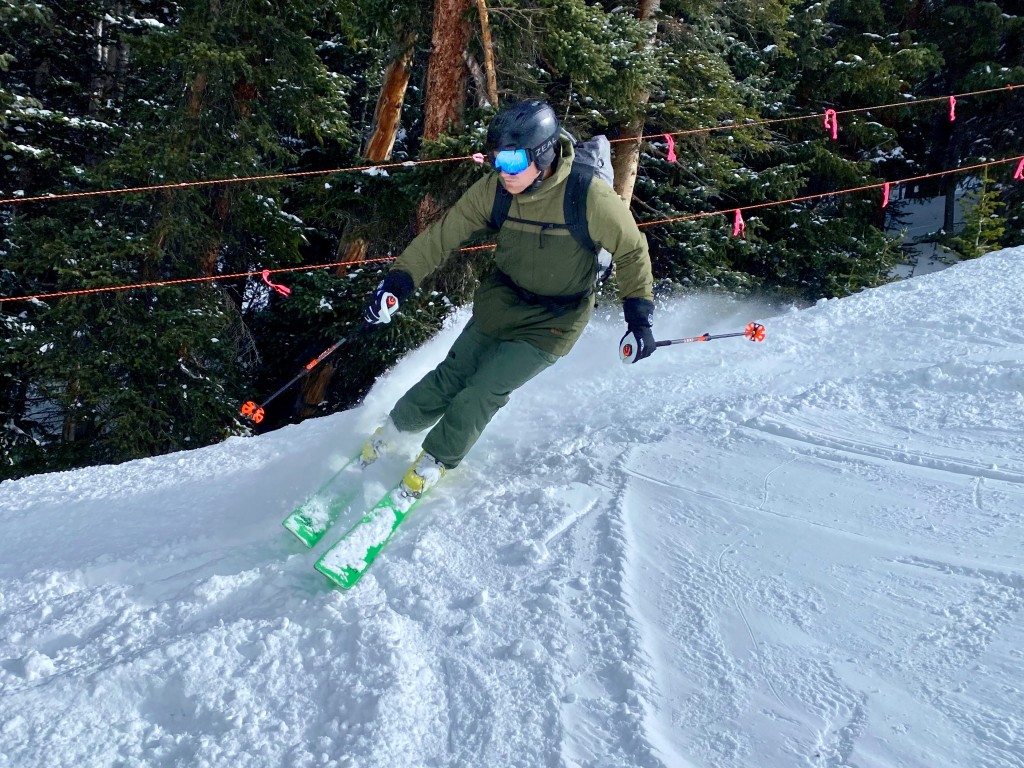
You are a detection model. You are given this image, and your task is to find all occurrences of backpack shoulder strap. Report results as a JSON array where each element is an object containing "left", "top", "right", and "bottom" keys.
[
  {"left": 489, "top": 183, "right": 514, "bottom": 231},
  {"left": 563, "top": 162, "right": 596, "bottom": 254},
  {"left": 490, "top": 165, "right": 597, "bottom": 254}
]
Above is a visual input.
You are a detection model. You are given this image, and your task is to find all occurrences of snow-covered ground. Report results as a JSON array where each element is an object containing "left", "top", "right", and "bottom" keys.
[{"left": 2, "top": 248, "right": 1023, "bottom": 768}]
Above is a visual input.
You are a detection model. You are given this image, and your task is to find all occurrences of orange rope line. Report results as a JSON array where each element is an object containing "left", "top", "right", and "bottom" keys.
[
  {"left": 0, "top": 257, "right": 396, "bottom": 303},
  {"left": 640, "top": 155, "right": 1024, "bottom": 227},
  {"left": 5, "top": 154, "right": 1021, "bottom": 305},
  {"left": 2, "top": 84, "right": 1019, "bottom": 207},
  {"left": 0, "top": 155, "right": 476, "bottom": 207},
  {"left": 629, "top": 84, "right": 1023, "bottom": 145}
]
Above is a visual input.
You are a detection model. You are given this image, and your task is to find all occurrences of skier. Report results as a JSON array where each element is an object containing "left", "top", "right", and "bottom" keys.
[{"left": 361, "top": 98, "right": 656, "bottom": 497}]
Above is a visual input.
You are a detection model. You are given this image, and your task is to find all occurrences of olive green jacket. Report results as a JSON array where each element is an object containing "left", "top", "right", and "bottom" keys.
[{"left": 393, "top": 136, "right": 653, "bottom": 356}]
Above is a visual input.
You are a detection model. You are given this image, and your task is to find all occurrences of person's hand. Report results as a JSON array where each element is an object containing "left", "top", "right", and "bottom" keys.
[
  {"left": 619, "top": 298, "right": 657, "bottom": 364},
  {"left": 363, "top": 270, "right": 414, "bottom": 326}
]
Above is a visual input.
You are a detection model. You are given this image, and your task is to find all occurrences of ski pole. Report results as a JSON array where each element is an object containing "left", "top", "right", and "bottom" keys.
[
  {"left": 242, "top": 285, "right": 402, "bottom": 422},
  {"left": 240, "top": 335, "right": 351, "bottom": 425},
  {"left": 657, "top": 321, "right": 766, "bottom": 348},
  {"left": 621, "top": 321, "right": 765, "bottom": 363}
]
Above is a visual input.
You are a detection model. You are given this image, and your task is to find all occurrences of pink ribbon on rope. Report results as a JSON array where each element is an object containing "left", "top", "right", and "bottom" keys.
[
  {"left": 882, "top": 182, "right": 891, "bottom": 209},
  {"left": 471, "top": 153, "right": 486, "bottom": 164},
  {"left": 823, "top": 109, "right": 839, "bottom": 140},
  {"left": 1014, "top": 158, "right": 1024, "bottom": 181},
  {"left": 949, "top": 95, "right": 957, "bottom": 122},
  {"left": 733, "top": 209, "right": 746, "bottom": 238},
  {"left": 665, "top": 134, "right": 677, "bottom": 164},
  {"left": 262, "top": 270, "right": 292, "bottom": 298}
]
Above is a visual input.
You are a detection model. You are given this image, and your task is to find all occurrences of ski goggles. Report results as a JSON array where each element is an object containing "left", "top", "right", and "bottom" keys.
[{"left": 491, "top": 148, "right": 532, "bottom": 175}]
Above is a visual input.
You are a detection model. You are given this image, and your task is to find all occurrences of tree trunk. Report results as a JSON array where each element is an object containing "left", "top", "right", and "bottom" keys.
[
  {"left": 89, "top": 6, "right": 123, "bottom": 115},
  {"left": 475, "top": 0, "right": 498, "bottom": 106},
  {"left": 417, "top": 0, "right": 473, "bottom": 231},
  {"left": 464, "top": 51, "right": 491, "bottom": 109},
  {"left": 188, "top": 71, "right": 207, "bottom": 118},
  {"left": 902, "top": 0, "right": 928, "bottom": 31},
  {"left": 363, "top": 30, "right": 418, "bottom": 162},
  {"left": 334, "top": 28, "right": 417, "bottom": 277},
  {"left": 200, "top": 188, "right": 231, "bottom": 277},
  {"left": 62, "top": 380, "right": 79, "bottom": 444},
  {"left": 610, "top": 110, "right": 649, "bottom": 203},
  {"left": 943, "top": 184, "right": 957, "bottom": 234},
  {"left": 610, "top": 0, "right": 660, "bottom": 204},
  {"left": 422, "top": 0, "right": 472, "bottom": 142}
]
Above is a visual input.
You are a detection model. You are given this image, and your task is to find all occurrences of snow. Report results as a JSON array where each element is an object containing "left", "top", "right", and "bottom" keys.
[
  {"left": 10, "top": 144, "right": 46, "bottom": 157},
  {"left": 2, "top": 248, "right": 1024, "bottom": 767}
]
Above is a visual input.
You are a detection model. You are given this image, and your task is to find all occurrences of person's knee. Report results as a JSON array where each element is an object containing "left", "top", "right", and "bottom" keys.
[{"left": 450, "top": 384, "right": 507, "bottom": 420}]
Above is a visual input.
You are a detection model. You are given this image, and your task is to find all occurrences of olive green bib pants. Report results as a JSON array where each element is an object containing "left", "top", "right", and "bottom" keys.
[{"left": 389, "top": 321, "right": 558, "bottom": 469}]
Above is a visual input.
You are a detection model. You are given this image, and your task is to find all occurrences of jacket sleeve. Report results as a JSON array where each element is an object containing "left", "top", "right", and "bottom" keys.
[
  {"left": 391, "top": 174, "right": 498, "bottom": 287},
  {"left": 584, "top": 179, "right": 654, "bottom": 302}
]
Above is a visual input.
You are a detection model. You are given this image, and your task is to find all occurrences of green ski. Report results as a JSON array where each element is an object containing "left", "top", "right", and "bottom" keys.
[
  {"left": 282, "top": 452, "right": 364, "bottom": 548},
  {"left": 314, "top": 483, "right": 429, "bottom": 589}
]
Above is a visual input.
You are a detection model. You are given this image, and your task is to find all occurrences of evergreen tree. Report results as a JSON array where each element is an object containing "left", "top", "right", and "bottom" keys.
[
  {"left": 241, "top": 0, "right": 462, "bottom": 427},
  {"left": 902, "top": 0, "right": 1024, "bottom": 241},
  {"left": 4, "top": 0, "right": 1022, "bottom": 478},
  {"left": 727, "top": 0, "right": 940, "bottom": 299},
  {"left": 634, "top": 0, "right": 797, "bottom": 294},
  {"left": 1, "top": 0, "right": 356, "bottom": 479},
  {"left": 947, "top": 168, "right": 1007, "bottom": 258},
  {"left": 2, "top": 0, "right": 138, "bottom": 477}
]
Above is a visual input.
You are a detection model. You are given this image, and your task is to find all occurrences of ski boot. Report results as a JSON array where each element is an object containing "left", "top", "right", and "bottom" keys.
[
  {"left": 400, "top": 451, "right": 447, "bottom": 498},
  {"left": 359, "top": 418, "right": 400, "bottom": 466}
]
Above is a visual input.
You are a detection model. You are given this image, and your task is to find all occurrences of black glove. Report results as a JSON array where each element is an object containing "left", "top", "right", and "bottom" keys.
[
  {"left": 363, "top": 270, "right": 414, "bottom": 326},
  {"left": 619, "top": 297, "right": 657, "bottom": 364}
]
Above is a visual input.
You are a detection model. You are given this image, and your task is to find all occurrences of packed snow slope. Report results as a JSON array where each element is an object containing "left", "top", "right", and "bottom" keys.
[{"left": 2, "top": 249, "right": 1023, "bottom": 768}]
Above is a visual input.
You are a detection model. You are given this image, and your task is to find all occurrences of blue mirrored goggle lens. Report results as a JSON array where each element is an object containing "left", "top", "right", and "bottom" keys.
[{"left": 492, "top": 149, "right": 531, "bottom": 175}]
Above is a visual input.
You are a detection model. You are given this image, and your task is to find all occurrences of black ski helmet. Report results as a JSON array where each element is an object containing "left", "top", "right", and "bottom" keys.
[{"left": 485, "top": 99, "right": 561, "bottom": 172}]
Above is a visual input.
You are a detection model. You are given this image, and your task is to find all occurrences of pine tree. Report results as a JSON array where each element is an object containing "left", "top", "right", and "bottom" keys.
[
  {"left": 948, "top": 168, "right": 1007, "bottom": 258},
  {"left": 241, "top": 0, "right": 463, "bottom": 428},
  {"left": 902, "top": 1, "right": 1023, "bottom": 239},
  {"left": 1, "top": 0, "right": 358, "bottom": 478},
  {"left": 632, "top": 0, "right": 797, "bottom": 293},
  {"left": 1, "top": 0, "right": 138, "bottom": 477},
  {"left": 5, "top": 0, "right": 1022, "bottom": 478},
  {"left": 738, "top": 0, "right": 942, "bottom": 298}
]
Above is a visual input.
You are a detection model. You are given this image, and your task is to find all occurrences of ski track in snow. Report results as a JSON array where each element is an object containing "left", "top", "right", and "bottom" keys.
[{"left": 2, "top": 249, "right": 1024, "bottom": 767}]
